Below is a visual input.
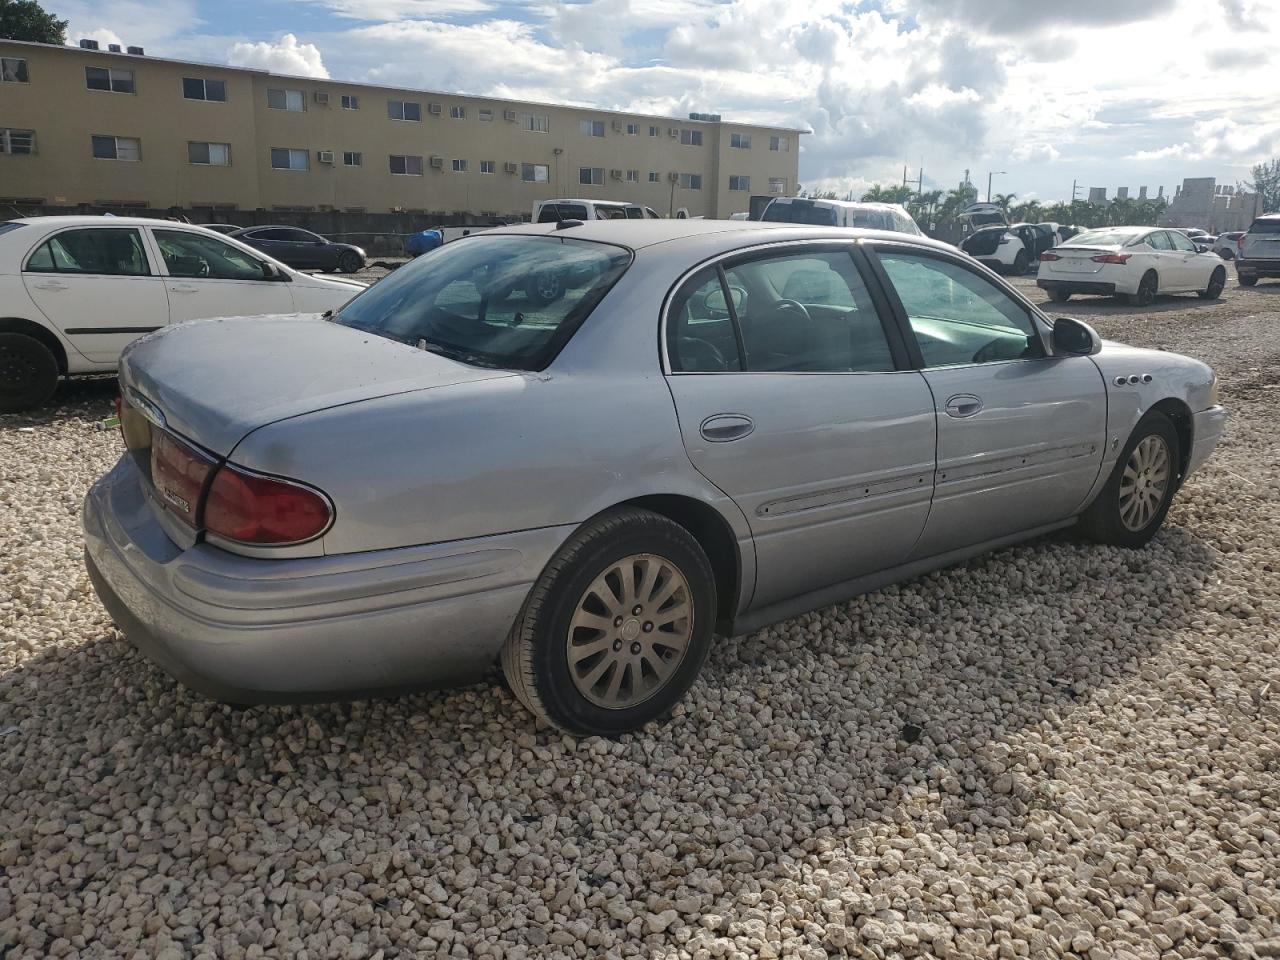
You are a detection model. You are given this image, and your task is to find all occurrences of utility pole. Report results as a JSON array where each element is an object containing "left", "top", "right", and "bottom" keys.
[
  {"left": 987, "top": 170, "right": 1006, "bottom": 203},
  {"left": 1071, "top": 179, "right": 1081, "bottom": 202}
]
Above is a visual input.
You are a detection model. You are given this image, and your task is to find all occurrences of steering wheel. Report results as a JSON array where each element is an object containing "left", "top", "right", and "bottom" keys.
[
  {"left": 773, "top": 298, "right": 813, "bottom": 323},
  {"left": 196, "top": 259, "right": 211, "bottom": 278},
  {"left": 678, "top": 336, "right": 729, "bottom": 372}
]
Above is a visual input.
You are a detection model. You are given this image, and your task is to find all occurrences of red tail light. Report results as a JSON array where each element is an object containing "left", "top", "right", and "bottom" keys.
[
  {"left": 1238, "top": 235, "right": 1246, "bottom": 250},
  {"left": 1040, "top": 252, "right": 1061, "bottom": 261},
  {"left": 151, "top": 430, "right": 217, "bottom": 526},
  {"left": 204, "top": 464, "right": 333, "bottom": 545},
  {"left": 1091, "top": 253, "right": 1131, "bottom": 264}
]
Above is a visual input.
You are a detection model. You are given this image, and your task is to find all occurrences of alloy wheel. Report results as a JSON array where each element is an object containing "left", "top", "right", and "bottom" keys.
[
  {"left": 1119, "top": 435, "right": 1171, "bottom": 532},
  {"left": 566, "top": 553, "right": 694, "bottom": 709}
]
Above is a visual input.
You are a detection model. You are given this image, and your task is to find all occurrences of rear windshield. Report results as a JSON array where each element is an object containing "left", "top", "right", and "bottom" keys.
[
  {"left": 537, "top": 203, "right": 589, "bottom": 223},
  {"left": 0, "top": 222, "right": 25, "bottom": 237},
  {"left": 1063, "top": 229, "right": 1139, "bottom": 247},
  {"left": 1249, "top": 218, "right": 1280, "bottom": 234},
  {"left": 761, "top": 201, "right": 838, "bottom": 227},
  {"left": 334, "top": 234, "right": 631, "bottom": 371}
]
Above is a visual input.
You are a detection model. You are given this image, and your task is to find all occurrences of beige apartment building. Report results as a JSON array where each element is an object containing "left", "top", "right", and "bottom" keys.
[{"left": 0, "top": 39, "right": 803, "bottom": 219}]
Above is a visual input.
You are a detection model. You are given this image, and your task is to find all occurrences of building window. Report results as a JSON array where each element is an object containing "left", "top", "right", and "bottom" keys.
[
  {"left": 341, "top": 94, "right": 359, "bottom": 110},
  {"left": 728, "top": 175, "right": 750, "bottom": 192},
  {"left": 478, "top": 108, "right": 493, "bottom": 122},
  {"left": 579, "top": 166, "right": 604, "bottom": 186},
  {"left": 452, "top": 158, "right": 468, "bottom": 173},
  {"left": 769, "top": 177, "right": 786, "bottom": 193},
  {"left": 649, "top": 125, "right": 660, "bottom": 137},
  {"left": 679, "top": 129, "right": 703, "bottom": 146},
  {"left": 1, "top": 128, "right": 35, "bottom": 155},
  {"left": 188, "top": 141, "right": 230, "bottom": 165},
  {"left": 625, "top": 169, "right": 639, "bottom": 182},
  {"left": 521, "top": 113, "right": 549, "bottom": 133},
  {"left": 521, "top": 162, "right": 549, "bottom": 182},
  {"left": 678, "top": 173, "right": 702, "bottom": 190},
  {"left": 480, "top": 160, "right": 495, "bottom": 174},
  {"left": 769, "top": 136, "right": 790, "bottom": 152},
  {"left": 648, "top": 171, "right": 660, "bottom": 183},
  {"left": 91, "top": 135, "right": 141, "bottom": 161},
  {"left": 390, "top": 154, "right": 423, "bottom": 175},
  {"left": 387, "top": 99, "right": 421, "bottom": 121},
  {"left": 449, "top": 105, "right": 466, "bottom": 120},
  {"left": 579, "top": 119, "right": 605, "bottom": 138},
  {"left": 86, "top": 66, "right": 134, "bottom": 94},
  {"left": 1, "top": 58, "right": 30, "bottom": 83},
  {"left": 269, "top": 147, "right": 309, "bottom": 170},
  {"left": 182, "top": 77, "right": 226, "bottom": 102},
  {"left": 267, "top": 88, "right": 305, "bottom": 111},
  {"left": 625, "top": 122, "right": 639, "bottom": 136},
  {"left": 730, "top": 133, "right": 751, "bottom": 149},
  {"left": 343, "top": 151, "right": 362, "bottom": 166}
]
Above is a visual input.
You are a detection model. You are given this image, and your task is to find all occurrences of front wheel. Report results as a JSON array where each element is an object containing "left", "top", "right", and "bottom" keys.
[
  {"left": 501, "top": 508, "right": 717, "bottom": 736},
  {"left": 1013, "top": 250, "right": 1029, "bottom": 275},
  {"left": 1199, "top": 268, "right": 1226, "bottom": 300},
  {"left": 0, "top": 333, "right": 60, "bottom": 413},
  {"left": 1079, "top": 412, "right": 1180, "bottom": 548},
  {"left": 338, "top": 250, "right": 363, "bottom": 274},
  {"left": 1128, "top": 271, "right": 1158, "bottom": 307},
  {"left": 1051, "top": 289, "right": 1072, "bottom": 303}
]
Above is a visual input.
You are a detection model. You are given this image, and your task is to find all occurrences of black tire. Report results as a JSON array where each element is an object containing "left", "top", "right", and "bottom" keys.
[
  {"left": 1199, "top": 267, "right": 1226, "bottom": 300},
  {"left": 524, "top": 269, "right": 563, "bottom": 306},
  {"left": 338, "top": 250, "right": 363, "bottom": 274},
  {"left": 501, "top": 508, "right": 717, "bottom": 736},
  {"left": 1128, "top": 271, "right": 1158, "bottom": 307},
  {"left": 0, "top": 333, "right": 59, "bottom": 414},
  {"left": 1238, "top": 274, "right": 1257, "bottom": 287},
  {"left": 1221, "top": 249, "right": 1234, "bottom": 261},
  {"left": 1013, "top": 250, "right": 1030, "bottom": 275},
  {"left": 1051, "top": 289, "right": 1072, "bottom": 303},
  {"left": 1078, "top": 411, "right": 1181, "bottom": 548}
]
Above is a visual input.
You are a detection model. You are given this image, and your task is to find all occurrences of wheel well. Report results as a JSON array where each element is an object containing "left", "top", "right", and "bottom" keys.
[
  {"left": 0, "top": 317, "right": 68, "bottom": 375},
  {"left": 622, "top": 494, "right": 741, "bottom": 628},
  {"left": 1150, "top": 398, "right": 1192, "bottom": 481}
]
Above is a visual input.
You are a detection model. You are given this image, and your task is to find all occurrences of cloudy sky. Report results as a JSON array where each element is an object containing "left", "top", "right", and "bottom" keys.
[{"left": 56, "top": 0, "right": 1280, "bottom": 204}]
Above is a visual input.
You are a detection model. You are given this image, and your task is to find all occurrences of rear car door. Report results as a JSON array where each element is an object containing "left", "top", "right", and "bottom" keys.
[
  {"left": 868, "top": 244, "right": 1106, "bottom": 559},
  {"left": 664, "top": 244, "right": 936, "bottom": 610},
  {"left": 21, "top": 226, "right": 170, "bottom": 363},
  {"left": 149, "top": 228, "right": 295, "bottom": 322}
]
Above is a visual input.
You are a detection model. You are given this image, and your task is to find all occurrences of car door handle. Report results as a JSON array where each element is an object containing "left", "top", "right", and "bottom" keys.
[
  {"left": 944, "top": 394, "right": 984, "bottom": 419},
  {"left": 700, "top": 414, "right": 754, "bottom": 442},
  {"left": 168, "top": 284, "right": 199, "bottom": 294},
  {"left": 31, "top": 280, "right": 68, "bottom": 292}
]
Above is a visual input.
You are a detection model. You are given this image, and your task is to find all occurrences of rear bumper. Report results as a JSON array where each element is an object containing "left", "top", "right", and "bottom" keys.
[
  {"left": 1187, "top": 405, "right": 1227, "bottom": 480},
  {"left": 1037, "top": 278, "right": 1118, "bottom": 296},
  {"left": 83, "top": 455, "right": 571, "bottom": 704},
  {"left": 1236, "top": 259, "right": 1280, "bottom": 279}
]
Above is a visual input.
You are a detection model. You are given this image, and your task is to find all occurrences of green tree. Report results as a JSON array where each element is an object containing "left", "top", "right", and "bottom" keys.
[
  {"left": 1010, "top": 200, "right": 1043, "bottom": 224},
  {"left": 0, "top": 0, "right": 68, "bottom": 43},
  {"left": 992, "top": 192, "right": 1017, "bottom": 214},
  {"left": 860, "top": 183, "right": 914, "bottom": 204},
  {"left": 1244, "top": 158, "right": 1280, "bottom": 213}
]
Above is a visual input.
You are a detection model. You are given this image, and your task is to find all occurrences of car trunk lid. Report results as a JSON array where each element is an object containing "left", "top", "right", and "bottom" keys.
[
  {"left": 1242, "top": 219, "right": 1280, "bottom": 261},
  {"left": 1046, "top": 245, "right": 1120, "bottom": 274}
]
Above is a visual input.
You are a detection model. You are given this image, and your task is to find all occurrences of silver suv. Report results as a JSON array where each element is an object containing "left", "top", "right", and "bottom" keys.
[{"left": 1236, "top": 214, "right": 1280, "bottom": 286}]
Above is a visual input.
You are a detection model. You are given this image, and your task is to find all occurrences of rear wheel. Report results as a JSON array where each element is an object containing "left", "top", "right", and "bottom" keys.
[
  {"left": 0, "top": 333, "right": 59, "bottom": 414},
  {"left": 338, "top": 250, "right": 363, "bottom": 274},
  {"left": 1129, "top": 271, "right": 1158, "bottom": 307},
  {"left": 1051, "top": 289, "right": 1072, "bottom": 303},
  {"left": 1013, "top": 250, "right": 1030, "bottom": 274},
  {"left": 1238, "top": 274, "right": 1258, "bottom": 287},
  {"left": 1199, "top": 267, "right": 1226, "bottom": 300},
  {"left": 501, "top": 508, "right": 716, "bottom": 736},
  {"left": 1079, "top": 412, "right": 1180, "bottom": 548}
]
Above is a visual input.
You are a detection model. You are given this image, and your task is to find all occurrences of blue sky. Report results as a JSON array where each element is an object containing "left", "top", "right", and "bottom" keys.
[{"left": 55, "top": 0, "right": 1280, "bottom": 204}]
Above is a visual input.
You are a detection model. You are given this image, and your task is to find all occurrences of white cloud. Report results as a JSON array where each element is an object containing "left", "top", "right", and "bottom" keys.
[{"left": 228, "top": 34, "right": 329, "bottom": 78}]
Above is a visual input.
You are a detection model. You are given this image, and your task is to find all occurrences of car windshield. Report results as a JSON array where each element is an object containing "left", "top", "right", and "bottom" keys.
[
  {"left": 1063, "top": 229, "right": 1139, "bottom": 247},
  {"left": 761, "top": 202, "right": 839, "bottom": 226},
  {"left": 334, "top": 234, "right": 631, "bottom": 371}
]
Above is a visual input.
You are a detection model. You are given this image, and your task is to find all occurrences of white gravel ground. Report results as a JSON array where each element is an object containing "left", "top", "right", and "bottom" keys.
[{"left": 2, "top": 279, "right": 1279, "bottom": 959}]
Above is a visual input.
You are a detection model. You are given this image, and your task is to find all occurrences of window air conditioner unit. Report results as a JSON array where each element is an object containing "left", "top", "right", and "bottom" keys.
[
  {"left": 428, "top": 103, "right": 442, "bottom": 116},
  {"left": 314, "top": 91, "right": 330, "bottom": 105},
  {"left": 108, "top": 43, "right": 122, "bottom": 53},
  {"left": 317, "top": 150, "right": 335, "bottom": 164},
  {"left": 503, "top": 161, "right": 518, "bottom": 174},
  {"left": 503, "top": 110, "right": 517, "bottom": 121},
  {"left": 668, "top": 172, "right": 680, "bottom": 182},
  {"left": 429, "top": 156, "right": 444, "bottom": 169},
  {"left": 611, "top": 120, "right": 623, "bottom": 132},
  {"left": 610, "top": 168, "right": 622, "bottom": 180}
]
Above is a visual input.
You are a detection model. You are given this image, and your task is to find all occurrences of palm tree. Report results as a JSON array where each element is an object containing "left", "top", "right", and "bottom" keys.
[
  {"left": 1010, "top": 200, "right": 1043, "bottom": 224},
  {"left": 861, "top": 184, "right": 914, "bottom": 204},
  {"left": 992, "top": 192, "right": 1017, "bottom": 214}
]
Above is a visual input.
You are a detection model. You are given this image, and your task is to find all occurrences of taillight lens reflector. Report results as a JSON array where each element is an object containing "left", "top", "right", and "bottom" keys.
[
  {"left": 204, "top": 464, "right": 333, "bottom": 545},
  {"left": 151, "top": 430, "right": 216, "bottom": 526},
  {"left": 1040, "top": 252, "right": 1061, "bottom": 261},
  {"left": 1091, "top": 253, "right": 1132, "bottom": 264}
]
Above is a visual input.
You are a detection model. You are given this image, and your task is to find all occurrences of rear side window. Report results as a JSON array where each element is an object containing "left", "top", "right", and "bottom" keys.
[
  {"left": 1249, "top": 218, "right": 1280, "bottom": 234},
  {"left": 25, "top": 228, "right": 150, "bottom": 276},
  {"left": 335, "top": 235, "right": 631, "bottom": 371},
  {"left": 1146, "top": 232, "right": 1173, "bottom": 250}
]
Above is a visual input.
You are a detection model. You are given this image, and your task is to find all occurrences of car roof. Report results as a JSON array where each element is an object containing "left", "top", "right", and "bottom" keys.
[
  {"left": 768, "top": 197, "right": 905, "bottom": 212},
  {"left": 6, "top": 215, "right": 222, "bottom": 229},
  {"left": 231, "top": 224, "right": 307, "bottom": 231},
  {"left": 538, "top": 199, "right": 636, "bottom": 208},
  {"left": 478, "top": 219, "right": 959, "bottom": 254}
]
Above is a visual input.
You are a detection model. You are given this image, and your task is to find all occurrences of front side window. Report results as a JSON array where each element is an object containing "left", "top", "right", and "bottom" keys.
[
  {"left": 153, "top": 229, "right": 267, "bottom": 280},
  {"left": 1, "top": 57, "right": 29, "bottom": 83},
  {"left": 343, "top": 151, "right": 362, "bottom": 166},
  {"left": 188, "top": 141, "right": 230, "bottom": 165},
  {"left": 334, "top": 235, "right": 631, "bottom": 371},
  {"left": 270, "top": 147, "right": 309, "bottom": 170},
  {"left": 183, "top": 77, "right": 226, "bottom": 101},
  {"left": 86, "top": 66, "right": 134, "bottom": 93},
  {"left": 92, "top": 135, "right": 140, "bottom": 161},
  {"left": 1, "top": 128, "right": 35, "bottom": 155},
  {"left": 267, "top": 88, "right": 305, "bottom": 111},
  {"left": 876, "top": 250, "right": 1045, "bottom": 367},
  {"left": 25, "top": 228, "right": 150, "bottom": 276},
  {"left": 580, "top": 119, "right": 605, "bottom": 137},
  {"left": 580, "top": 166, "right": 604, "bottom": 186},
  {"left": 390, "top": 154, "right": 423, "bottom": 175},
  {"left": 729, "top": 175, "right": 750, "bottom": 192},
  {"left": 341, "top": 94, "right": 359, "bottom": 109},
  {"left": 521, "top": 162, "right": 549, "bottom": 182}
]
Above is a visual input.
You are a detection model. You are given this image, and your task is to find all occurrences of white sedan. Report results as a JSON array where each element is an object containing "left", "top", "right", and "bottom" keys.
[
  {"left": 0, "top": 216, "right": 365, "bottom": 412},
  {"left": 1037, "top": 226, "right": 1228, "bottom": 306}
]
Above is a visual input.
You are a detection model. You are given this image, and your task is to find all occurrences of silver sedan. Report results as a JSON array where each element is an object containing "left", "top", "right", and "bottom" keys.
[{"left": 83, "top": 221, "right": 1226, "bottom": 735}]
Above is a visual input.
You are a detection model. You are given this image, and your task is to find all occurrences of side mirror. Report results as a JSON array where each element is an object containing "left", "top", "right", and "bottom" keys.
[
  {"left": 1051, "top": 316, "right": 1101, "bottom": 356},
  {"left": 262, "top": 262, "right": 290, "bottom": 282}
]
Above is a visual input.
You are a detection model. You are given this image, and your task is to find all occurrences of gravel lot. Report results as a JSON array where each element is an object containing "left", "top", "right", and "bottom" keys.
[{"left": 2, "top": 277, "right": 1279, "bottom": 959}]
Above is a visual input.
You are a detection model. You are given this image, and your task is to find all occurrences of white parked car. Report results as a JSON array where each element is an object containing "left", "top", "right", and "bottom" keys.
[
  {"left": 1037, "top": 226, "right": 1228, "bottom": 306},
  {"left": 533, "top": 199, "right": 662, "bottom": 222},
  {"left": 760, "top": 198, "right": 924, "bottom": 236},
  {"left": 960, "top": 223, "right": 1057, "bottom": 275},
  {"left": 0, "top": 217, "right": 365, "bottom": 411}
]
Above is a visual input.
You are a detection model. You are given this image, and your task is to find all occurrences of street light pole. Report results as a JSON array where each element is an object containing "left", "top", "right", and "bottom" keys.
[{"left": 987, "top": 170, "right": 1006, "bottom": 203}]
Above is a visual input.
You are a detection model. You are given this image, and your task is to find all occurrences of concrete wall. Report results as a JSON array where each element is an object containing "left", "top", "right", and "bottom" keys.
[
  {"left": 0, "top": 39, "right": 801, "bottom": 220},
  {"left": 1158, "top": 177, "right": 1260, "bottom": 233}
]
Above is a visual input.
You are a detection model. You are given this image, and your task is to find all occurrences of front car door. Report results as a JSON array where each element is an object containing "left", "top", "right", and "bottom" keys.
[
  {"left": 21, "top": 226, "right": 170, "bottom": 363},
  {"left": 1165, "top": 229, "right": 1206, "bottom": 290},
  {"left": 149, "top": 228, "right": 295, "bottom": 323},
  {"left": 284, "top": 229, "right": 329, "bottom": 269},
  {"left": 663, "top": 243, "right": 937, "bottom": 611},
  {"left": 867, "top": 244, "right": 1107, "bottom": 559}
]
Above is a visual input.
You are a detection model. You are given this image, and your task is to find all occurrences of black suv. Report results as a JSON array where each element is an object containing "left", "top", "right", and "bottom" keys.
[{"left": 1236, "top": 214, "right": 1280, "bottom": 286}]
